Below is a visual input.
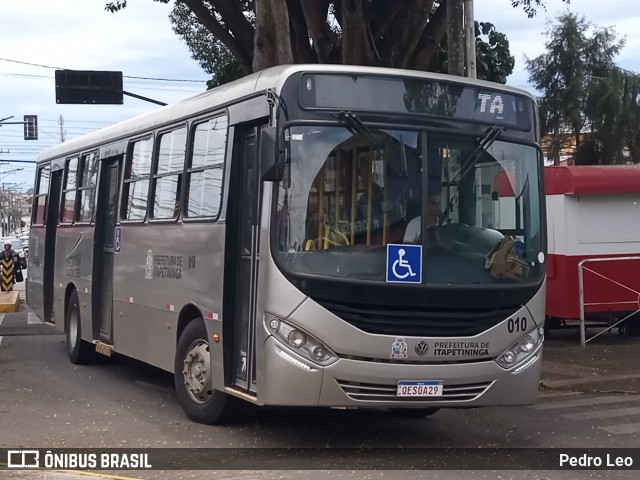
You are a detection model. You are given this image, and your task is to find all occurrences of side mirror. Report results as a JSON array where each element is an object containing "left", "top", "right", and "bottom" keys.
[
  {"left": 491, "top": 191, "right": 499, "bottom": 201},
  {"left": 260, "top": 127, "right": 284, "bottom": 181}
]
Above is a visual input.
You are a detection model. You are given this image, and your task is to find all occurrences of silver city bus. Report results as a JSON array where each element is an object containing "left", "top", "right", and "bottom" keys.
[{"left": 27, "top": 65, "right": 546, "bottom": 424}]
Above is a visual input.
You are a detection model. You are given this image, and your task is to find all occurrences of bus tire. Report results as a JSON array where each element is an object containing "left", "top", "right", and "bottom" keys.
[
  {"left": 388, "top": 407, "right": 440, "bottom": 418},
  {"left": 174, "top": 320, "right": 233, "bottom": 425},
  {"left": 65, "top": 290, "right": 95, "bottom": 364}
]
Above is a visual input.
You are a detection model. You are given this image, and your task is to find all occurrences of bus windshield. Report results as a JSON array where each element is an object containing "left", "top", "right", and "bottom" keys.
[{"left": 274, "top": 125, "right": 543, "bottom": 285}]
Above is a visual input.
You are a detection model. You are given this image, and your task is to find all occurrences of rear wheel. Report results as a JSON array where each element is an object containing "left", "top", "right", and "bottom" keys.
[
  {"left": 65, "top": 290, "right": 95, "bottom": 364},
  {"left": 174, "top": 320, "right": 234, "bottom": 424}
]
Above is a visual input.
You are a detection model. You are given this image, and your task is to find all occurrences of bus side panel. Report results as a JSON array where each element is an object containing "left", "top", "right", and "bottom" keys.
[
  {"left": 55, "top": 225, "right": 96, "bottom": 336},
  {"left": 111, "top": 222, "right": 226, "bottom": 373}
]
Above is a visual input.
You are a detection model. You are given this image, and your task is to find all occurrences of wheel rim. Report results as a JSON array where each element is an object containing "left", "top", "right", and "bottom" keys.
[{"left": 182, "top": 339, "right": 212, "bottom": 404}]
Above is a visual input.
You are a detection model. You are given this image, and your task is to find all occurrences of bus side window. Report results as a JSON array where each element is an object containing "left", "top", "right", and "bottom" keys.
[
  {"left": 77, "top": 152, "right": 98, "bottom": 223},
  {"left": 33, "top": 165, "right": 50, "bottom": 226},
  {"left": 152, "top": 126, "right": 187, "bottom": 220},
  {"left": 60, "top": 157, "right": 79, "bottom": 223},
  {"left": 185, "top": 115, "right": 228, "bottom": 219},
  {"left": 123, "top": 137, "right": 153, "bottom": 221}
]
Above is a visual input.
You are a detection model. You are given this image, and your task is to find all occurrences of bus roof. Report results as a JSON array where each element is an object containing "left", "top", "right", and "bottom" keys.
[
  {"left": 36, "top": 64, "right": 536, "bottom": 164},
  {"left": 544, "top": 165, "right": 640, "bottom": 195}
]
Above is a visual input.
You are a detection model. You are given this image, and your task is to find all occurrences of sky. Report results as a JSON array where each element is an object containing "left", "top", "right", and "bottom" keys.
[{"left": 1, "top": 0, "right": 639, "bottom": 192}]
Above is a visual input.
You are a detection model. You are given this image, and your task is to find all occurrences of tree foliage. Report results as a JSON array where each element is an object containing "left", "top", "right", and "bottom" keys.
[
  {"left": 428, "top": 21, "right": 515, "bottom": 84},
  {"left": 526, "top": 12, "right": 628, "bottom": 165},
  {"left": 106, "top": 0, "right": 564, "bottom": 86}
]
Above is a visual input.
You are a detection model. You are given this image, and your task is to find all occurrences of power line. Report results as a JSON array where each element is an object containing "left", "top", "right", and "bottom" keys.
[{"left": 0, "top": 57, "right": 209, "bottom": 83}]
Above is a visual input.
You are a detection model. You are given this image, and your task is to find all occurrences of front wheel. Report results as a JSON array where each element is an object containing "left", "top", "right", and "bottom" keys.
[
  {"left": 65, "top": 289, "right": 95, "bottom": 364},
  {"left": 174, "top": 320, "right": 234, "bottom": 424}
]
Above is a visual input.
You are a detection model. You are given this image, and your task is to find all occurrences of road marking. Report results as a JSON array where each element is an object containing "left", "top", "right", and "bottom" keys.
[
  {"left": 28, "top": 311, "right": 42, "bottom": 324},
  {"left": 0, "top": 313, "right": 4, "bottom": 348},
  {"left": 563, "top": 406, "right": 640, "bottom": 420},
  {"left": 533, "top": 395, "right": 640, "bottom": 410},
  {"left": 600, "top": 423, "right": 640, "bottom": 435}
]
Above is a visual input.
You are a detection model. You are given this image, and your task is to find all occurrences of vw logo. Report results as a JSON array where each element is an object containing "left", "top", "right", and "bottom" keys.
[{"left": 415, "top": 341, "right": 429, "bottom": 356}]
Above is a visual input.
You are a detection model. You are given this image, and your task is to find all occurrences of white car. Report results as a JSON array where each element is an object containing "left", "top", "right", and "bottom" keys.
[{"left": 19, "top": 234, "right": 29, "bottom": 256}]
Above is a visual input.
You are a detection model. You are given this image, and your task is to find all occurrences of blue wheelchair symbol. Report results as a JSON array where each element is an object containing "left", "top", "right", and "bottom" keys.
[{"left": 386, "top": 244, "right": 422, "bottom": 283}]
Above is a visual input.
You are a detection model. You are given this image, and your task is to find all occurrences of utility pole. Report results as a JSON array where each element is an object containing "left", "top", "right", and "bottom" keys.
[
  {"left": 58, "top": 115, "right": 66, "bottom": 143},
  {"left": 447, "top": 0, "right": 477, "bottom": 78},
  {"left": 464, "top": 0, "right": 477, "bottom": 79},
  {"left": 1, "top": 183, "right": 6, "bottom": 236},
  {"left": 447, "top": 0, "right": 465, "bottom": 76}
]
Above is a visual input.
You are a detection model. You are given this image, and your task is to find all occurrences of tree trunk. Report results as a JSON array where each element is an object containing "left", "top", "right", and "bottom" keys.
[
  {"left": 253, "top": 0, "right": 294, "bottom": 71},
  {"left": 447, "top": 0, "right": 465, "bottom": 76},
  {"left": 300, "top": 0, "right": 339, "bottom": 64},
  {"left": 408, "top": 3, "right": 448, "bottom": 71},
  {"left": 284, "top": 0, "right": 316, "bottom": 63},
  {"left": 341, "top": 0, "right": 374, "bottom": 65},
  {"left": 182, "top": 0, "right": 254, "bottom": 74}
]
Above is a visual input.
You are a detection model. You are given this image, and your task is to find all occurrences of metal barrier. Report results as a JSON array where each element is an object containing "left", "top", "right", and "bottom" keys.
[{"left": 578, "top": 256, "right": 640, "bottom": 346}]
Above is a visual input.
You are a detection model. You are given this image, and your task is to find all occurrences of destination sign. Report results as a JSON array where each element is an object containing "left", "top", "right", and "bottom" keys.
[{"left": 299, "top": 73, "right": 532, "bottom": 130}]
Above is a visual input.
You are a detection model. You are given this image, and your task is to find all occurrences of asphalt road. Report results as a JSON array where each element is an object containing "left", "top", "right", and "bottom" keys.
[{"left": 1, "top": 280, "right": 640, "bottom": 479}]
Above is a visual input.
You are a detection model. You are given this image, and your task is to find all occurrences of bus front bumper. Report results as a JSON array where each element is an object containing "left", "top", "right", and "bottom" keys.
[{"left": 258, "top": 336, "right": 542, "bottom": 408}]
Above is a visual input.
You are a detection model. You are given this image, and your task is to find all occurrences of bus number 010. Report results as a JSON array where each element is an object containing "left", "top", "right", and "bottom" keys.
[{"left": 508, "top": 317, "right": 527, "bottom": 333}]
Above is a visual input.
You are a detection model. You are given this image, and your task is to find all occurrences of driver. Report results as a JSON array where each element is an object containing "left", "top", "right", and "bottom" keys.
[{"left": 403, "top": 192, "right": 442, "bottom": 244}]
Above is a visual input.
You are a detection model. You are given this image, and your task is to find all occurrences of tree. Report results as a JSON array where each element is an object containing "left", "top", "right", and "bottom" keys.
[
  {"left": 526, "top": 12, "right": 625, "bottom": 165},
  {"left": 620, "top": 73, "right": 640, "bottom": 163},
  {"left": 428, "top": 21, "right": 515, "bottom": 84},
  {"left": 169, "top": 2, "right": 245, "bottom": 88},
  {"left": 107, "top": 0, "right": 564, "bottom": 84}
]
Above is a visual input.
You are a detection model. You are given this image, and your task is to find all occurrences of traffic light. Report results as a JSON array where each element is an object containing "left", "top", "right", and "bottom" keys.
[
  {"left": 55, "top": 70, "right": 123, "bottom": 105},
  {"left": 23, "top": 115, "right": 38, "bottom": 140}
]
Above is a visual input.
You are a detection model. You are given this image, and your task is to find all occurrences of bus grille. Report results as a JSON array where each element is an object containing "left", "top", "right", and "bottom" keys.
[
  {"left": 318, "top": 301, "right": 519, "bottom": 337},
  {"left": 337, "top": 380, "right": 492, "bottom": 402}
]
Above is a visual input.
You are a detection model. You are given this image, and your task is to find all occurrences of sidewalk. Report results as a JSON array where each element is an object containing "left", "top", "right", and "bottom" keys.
[{"left": 541, "top": 327, "right": 640, "bottom": 395}]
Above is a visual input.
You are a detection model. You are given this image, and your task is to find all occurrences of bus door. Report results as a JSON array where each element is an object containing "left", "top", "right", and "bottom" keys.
[
  {"left": 43, "top": 167, "right": 63, "bottom": 324},
  {"left": 92, "top": 156, "right": 122, "bottom": 344},
  {"left": 225, "top": 124, "right": 265, "bottom": 394}
]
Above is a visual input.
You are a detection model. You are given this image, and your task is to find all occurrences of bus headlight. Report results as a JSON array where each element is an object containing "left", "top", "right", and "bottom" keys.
[
  {"left": 496, "top": 326, "right": 544, "bottom": 370},
  {"left": 287, "top": 330, "right": 306, "bottom": 348},
  {"left": 266, "top": 317, "right": 338, "bottom": 366}
]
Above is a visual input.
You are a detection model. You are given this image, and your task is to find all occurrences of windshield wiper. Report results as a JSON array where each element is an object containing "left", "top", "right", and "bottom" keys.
[
  {"left": 439, "top": 125, "right": 504, "bottom": 224},
  {"left": 332, "top": 110, "right": 379, "bottom": 147}
]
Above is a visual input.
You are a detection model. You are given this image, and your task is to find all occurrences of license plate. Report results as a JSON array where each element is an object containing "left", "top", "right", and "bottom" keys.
[{"left": 397, "top": 380, "right": 443, "bottom": 397}]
